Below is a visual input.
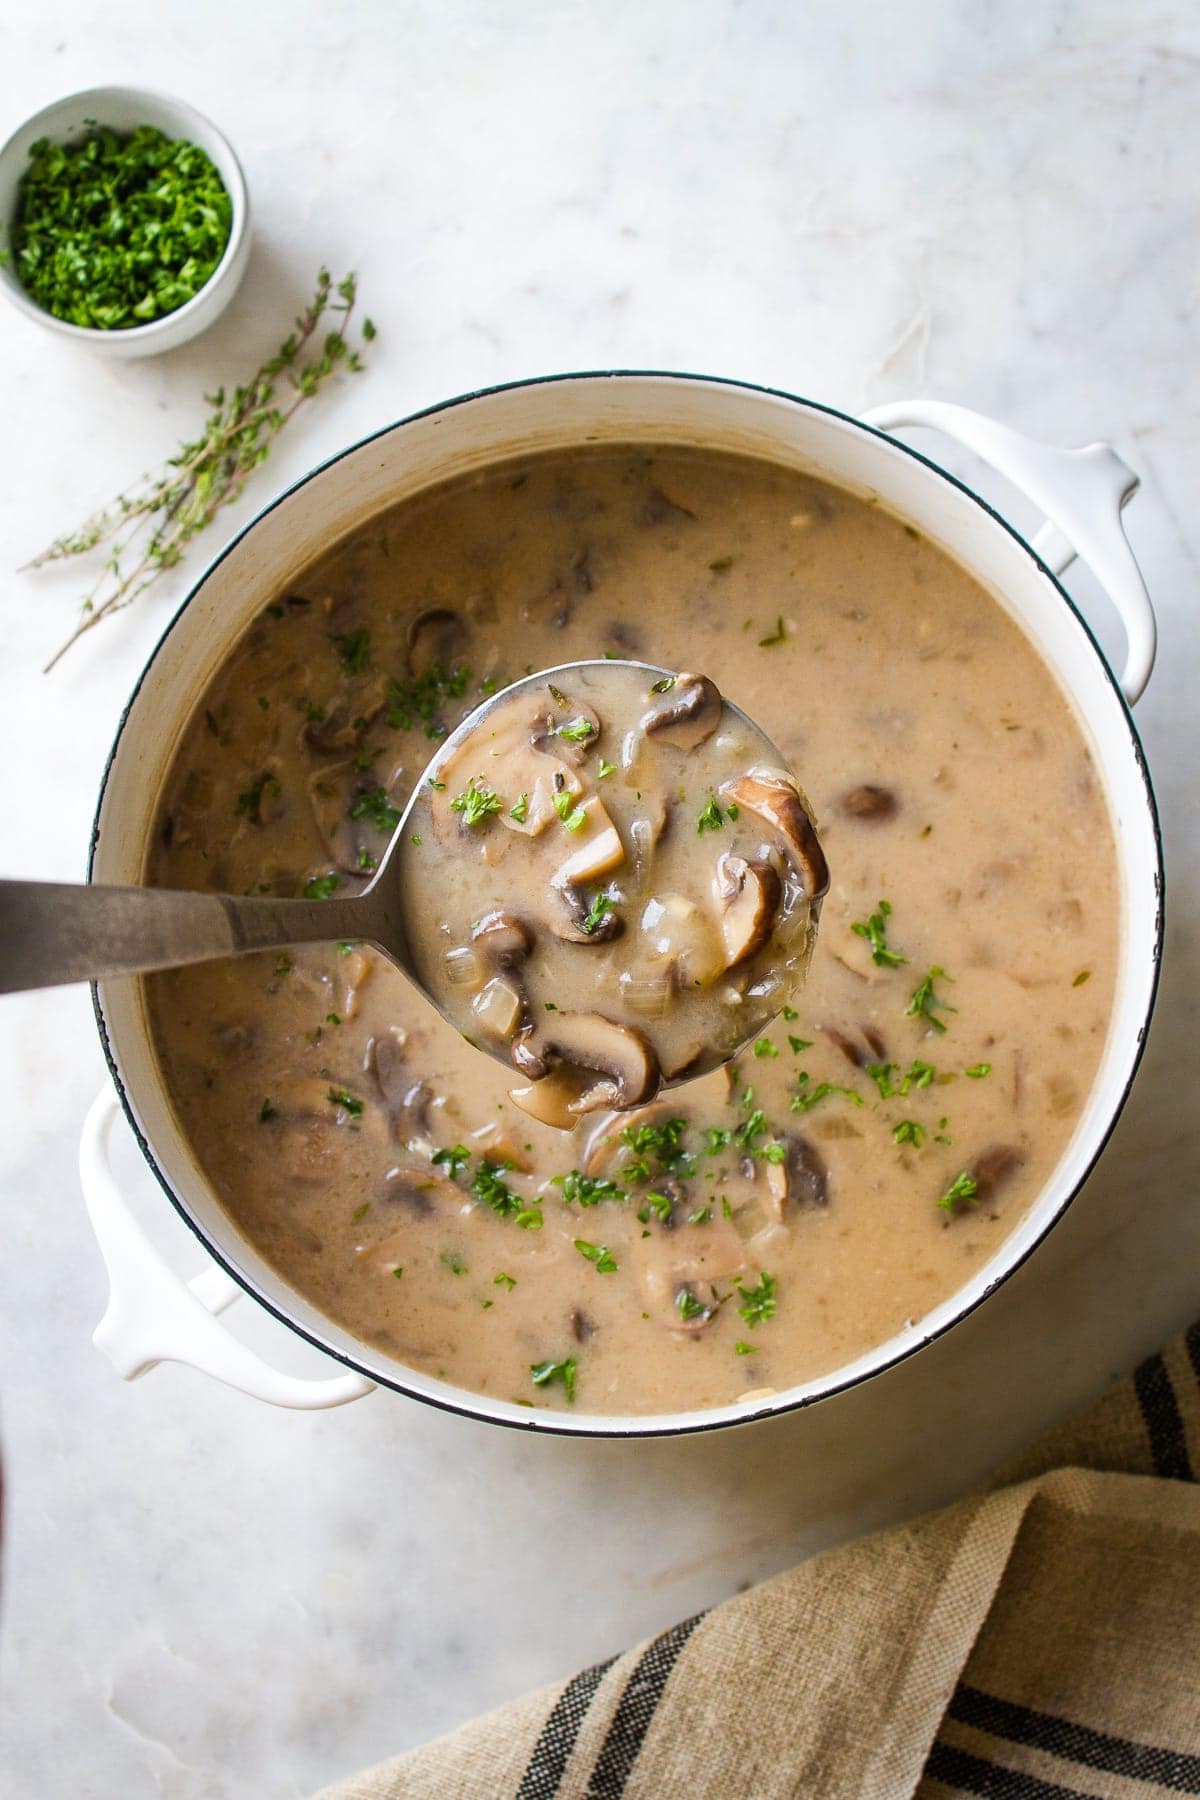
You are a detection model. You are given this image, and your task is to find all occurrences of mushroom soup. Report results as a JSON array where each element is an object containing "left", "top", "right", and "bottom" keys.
[
  {"left": 145, "top": 447, "right": 1119, "bottom": 1416},
  {"left": 400, "top": 660, "right": 828, "bottom": 1124}
]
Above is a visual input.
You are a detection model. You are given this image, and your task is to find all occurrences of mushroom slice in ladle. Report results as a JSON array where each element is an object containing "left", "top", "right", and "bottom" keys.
[
  {"left": 719, "top": 771, "right": 831, "bottom": 899},
  {"left": 639, "top": 672, "right": 721, "bottom": 750},
  {"left": 510, "top": 1012, "right": 660, "bottom": 1125},
  {"left": 713, "top": 852, "right": 782, "bottom": 968}
]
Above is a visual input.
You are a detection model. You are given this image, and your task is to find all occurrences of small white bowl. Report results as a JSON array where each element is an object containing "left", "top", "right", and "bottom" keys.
[{"left": 0, "top": 85, "right": 250, "bottom": 358}]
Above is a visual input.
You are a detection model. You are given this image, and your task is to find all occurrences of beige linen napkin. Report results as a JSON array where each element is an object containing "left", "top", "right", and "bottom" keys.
[{"left": 318, "top": 1323, "right": 1200, "bottom": 1799}]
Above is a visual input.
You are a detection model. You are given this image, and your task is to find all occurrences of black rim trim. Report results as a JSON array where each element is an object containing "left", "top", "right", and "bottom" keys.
[{"left": 87, "top": 368, "right": 1166, "bottom": 1440}]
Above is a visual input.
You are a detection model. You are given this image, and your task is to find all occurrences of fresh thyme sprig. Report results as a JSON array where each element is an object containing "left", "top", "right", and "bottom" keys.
[{"left": 28, "top": 268, "right": 375, "bottom": 671}]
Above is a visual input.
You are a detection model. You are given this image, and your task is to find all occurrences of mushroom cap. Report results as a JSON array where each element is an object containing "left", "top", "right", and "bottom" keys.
[
  {"left": 639, "top": 671, "right": 722, "bottom": 751},
  {"left": 538, "top": 1010, "right": 660, "bottom": 1113},
  {"left": 471, "top": 910, "right": 534, "bottom": 968},
  {"left": 713, "top": 852, "right": 783, "bottom": 968},
  {"left": 406, "top": 607, "right": 467, "bottom": 678},
  {"left": 719, "top": 770, "right": 830, "bottom": 899}
]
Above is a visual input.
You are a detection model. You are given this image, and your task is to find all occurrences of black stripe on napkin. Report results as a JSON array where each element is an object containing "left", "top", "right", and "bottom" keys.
[
  {"left": 924, "top": 1740, "right": 1100, "bottom": 1798},
  {"left": 584, "top": 1610, "right": 705, "bottom": 1798},
  {"left": 515, "top": 1655, "right": 617, "bottom": 1800},
  {"left": 1133, "top": 1351, "right": 1194, "bottom": 1481},
  {"left": 949, "top": 1684, "right": 1200, "bottom": 1792},
  {"left": 1185, "top": 1319, "right": 1200, "bottom": 1391}
]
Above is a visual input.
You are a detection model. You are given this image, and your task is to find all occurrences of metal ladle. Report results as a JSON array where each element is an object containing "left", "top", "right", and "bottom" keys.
[{"left": 0, "top": 663, "right": 816, "bottom": 1082}]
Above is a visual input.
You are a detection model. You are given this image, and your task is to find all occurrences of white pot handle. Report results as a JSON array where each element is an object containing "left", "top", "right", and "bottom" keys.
[
  {"left": 861, "top": 399, "right": 1156, "bottom": 705},
  {"left": 80, "top": 1089, "right": 375, "bottom": 1410}
]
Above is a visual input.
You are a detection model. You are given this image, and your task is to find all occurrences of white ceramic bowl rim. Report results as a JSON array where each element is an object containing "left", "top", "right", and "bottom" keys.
[
  {"left": 87, "top": 370, "right": 1165, "bottom": 1437},
  {"left": 0, "top": 83, "right": 249, "bottom": 345}
]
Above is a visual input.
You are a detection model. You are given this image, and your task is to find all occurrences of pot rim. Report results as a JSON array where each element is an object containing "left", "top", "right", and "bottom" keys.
[{"left": 87, "top": 368, "right": 1165, "bottom": 1438}]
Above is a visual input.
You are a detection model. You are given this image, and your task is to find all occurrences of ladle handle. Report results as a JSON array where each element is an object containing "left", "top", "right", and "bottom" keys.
[{"left": 0, "top": 879, "right": 373, "bottom": 992}]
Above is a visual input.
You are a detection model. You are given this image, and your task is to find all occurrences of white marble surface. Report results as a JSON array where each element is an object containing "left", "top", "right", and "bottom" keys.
[{"left": 1, "top": 4, "right": 1198, "bottom": 1795}]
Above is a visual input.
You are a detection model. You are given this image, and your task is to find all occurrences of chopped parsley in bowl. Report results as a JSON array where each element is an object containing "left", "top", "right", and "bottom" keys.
[
  {"left": 0, "top": 86, "right": 250, "bottom": 357},
  {"left": 10, "top": 124, "right": 233, "bottom": 330}
]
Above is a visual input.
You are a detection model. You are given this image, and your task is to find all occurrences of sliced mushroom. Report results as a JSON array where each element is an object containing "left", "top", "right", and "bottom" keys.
[
  {"left": 370, "top": 1036, "right": 435, "bottom": 1143},
  {"left": 839, "top": 784, "right": 899, "bottom": 823},
  {"left": 581, "top": 1099, "right": 689, "bottom": 1177},
  {"left": 532, "top": 696, "right": 601, "bottom": 765},
  {"left": 671, "top": 1281, "right": 721, "bottom": 1334},
  {"left": 538, "top": 1011, "right": 659, "bottom": 1114},
  {"left": 572, "top": 1308, "right": 598, "bottom": 1342},
  {"left": 511, "top": 1014, "right": 659, "bottom": 1124},
  {"left": 823, "top": 1023, "right": 887, "bottom": 1069},
  {"left": 511, "top": 1029, "right": 550, "bottom": 1082},
  {"left": 471, "top": 910, "right": 533, "bottom": 970},
  {"left": 509, "top": 1067, "right": 594, "bottom": 1129},
  {"left": 305, "top": 686, "right": 387, "bottom": 755},
  {"left": 406, "top": 608, "right": 467, "bottom": 677},
  {"left": 550, "top": 801, "right": 626, "bottom": 942},
  {"left": 639, "top": 672, "right": 721, "bottom": 750},
  {"left": 764, "top": 1132, "right": 829, "bottom": 1218},
  {"left": 720, "top": 771, "right": 830, "bottom": 899},
  {"left": 971, "top": 1144, "right": 1025, "bottom": 1205},
  {"left": 714, "top": 853, "right": 782, "bottom": 967}
]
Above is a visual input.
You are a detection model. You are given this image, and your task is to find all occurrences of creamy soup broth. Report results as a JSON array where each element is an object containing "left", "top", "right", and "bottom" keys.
[{"left": 145, "top": 447, "right": 1119, "bottom": 1416}]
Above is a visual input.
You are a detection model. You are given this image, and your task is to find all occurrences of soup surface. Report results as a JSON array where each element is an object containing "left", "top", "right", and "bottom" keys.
[{"left": 146, "top": 447, "right": 1119, "bottom": 1416}]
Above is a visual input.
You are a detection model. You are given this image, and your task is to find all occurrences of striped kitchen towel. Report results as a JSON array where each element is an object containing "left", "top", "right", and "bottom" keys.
[{"left": 317, "top": 1323, "right": 1200, "bottom": 1799}]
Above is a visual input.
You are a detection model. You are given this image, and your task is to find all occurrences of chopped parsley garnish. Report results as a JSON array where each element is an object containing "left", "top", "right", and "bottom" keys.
[
  {"left": 619, "top": 1115, "right": 691, "bottom": 1182},
  {"left": 697, "top": 794, "right": 724, "bottom": 834},
  {"left": 235, "top": 771, "right": 280, "bottom": 823},
  {"left": 351, "top": 1201, "right": 369, "bottom": 1222},
  {"left": 892, "top": 1119, "right": 926, "bottom": 1148},
  {"left": 736, "top": 1271, "right": 778, "bottom": 1327},
  {"left": 790, "top": 1075, "right": 864, "bottom": 1113},
  {"left": 687, "top": 1205, "right": 712, "bottom": 1225},
  {"left": 907, "top": 966, "right": 956, "bottom": 1033},
  {"left": 349, "top": 786, "right": 401, "bottom": 833},
  {"left": 965, "top": 1063, "right": 992, "bottom": 1079},
  {"left": 384, "top": 661, "right": 472, "bottom": 736},
  {"left": 327, "top": 1087, "right": 364, "bottom": 1117},
  {"left": 1073, "top": 969, "right": 1092, "bottom": 987},
  {"left": 259, "top": 1098, "right": 276, "bottom": 1123},
  {"left": 702, "top": 1127, "right": 732, "bottom": 1155},
  {"left": 734, "top": 1341, "right": 757, "bottom": 1356},
  {"left": 850, "top": 898, "right": 907, "bottom": 968},
  {"left": 509, "top": 792, "right": 529, "bottom": 823},
  {"left": 758, "top": 615, "right": 788, "bottom": 647},
  {"left": 274, "top": 955, "right": 292, "bottom": 977},
  {"left": 392, "top": 1266, "right": 404, "bottom": 1279},
  {"left": 326, "top": 1011, "right": 341, "bottom": 1025},
  {"left": 9, "top": 124, "right": 234, "bottom": 329},
  {"left": 641, "top": 1191, "right": 674, "bottom": 1224},
  {"left": 709, "top": 555, "right": 734, "bottom": 572},
  {"left": 649, "top": 675, "right": 676, "bottom": 694},
  {"left": 676, "top": 1287, "right": 707, "bottom": 1321},
  {"left": 582, "top": 893, "right": 615, "bottom": 935},
  {"left": 782, "top": 1005, "right": 799, "bottom": 1020},
  {"left": 337, "top": 941, "right": 356, "bottom": 956},
  {"left": 552, "top": 790, "right": 588, "bottom": 832},
  {"left": 575, "top": 1239, "right": 619, "bottom": 1273},
  {"left": 304, "top": 873, "right": 340, "bottom": 900},
  {"left": 865, "top": 1059, "right": 938, "bottom": 1099},
  {"left": 329, "top": 627, "right": 371, "bottom": 673},
  {"left": 431, "top": 1144, "right": 470, "bottom": 1180},
  {"left": 597, "top": 759, "right": 616, "bottom": 779},
  {"left": 493, "top": 1272, "right": 517, "bottom": 1290},
  {"left": 441, "top": 1250, "right": 468, "bottom": 1275},
  {"left": 787, "top": 1035, "right": 813, "bottom": 1054},
  {"left": 530, "top": 1356, "right": 577, "bottom": 1403},
  {"left": 451, "top": 778, "right": 502, "bottom": 827},
  {"left": 938, "top": 1171, "right": 979, "bottom": 1213},
  {"left": 427, "top": 777, "right": 445, "bottom": 791},
  {"left": 733, "top": 1108, "right": 768, "bottom": 1148},
  {"left": 553, "top": 1170, "right": 626, "bottom": 1207},
  {"left": 557, "top": 716, "right": 597, "bottom": 744},
  {"left": 753, "top": 1038, "right": 778, "bottom": 1059}
]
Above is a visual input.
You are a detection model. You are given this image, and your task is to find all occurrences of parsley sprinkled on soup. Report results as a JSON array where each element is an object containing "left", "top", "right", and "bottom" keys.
[{"left": 145, "top": 447, "right": 1118, "bottom": 1415}]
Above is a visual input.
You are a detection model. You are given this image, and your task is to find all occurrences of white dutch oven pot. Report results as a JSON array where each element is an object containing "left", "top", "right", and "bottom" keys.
[{"left": 81, "top": 376, "right": 1163, "bottom": 1435}]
